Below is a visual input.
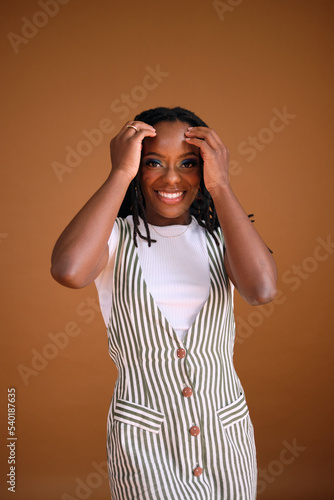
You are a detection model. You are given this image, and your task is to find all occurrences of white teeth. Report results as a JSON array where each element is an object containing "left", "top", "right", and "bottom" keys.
[{"left": 158, "top": 191, "right": 183, "bottom": 199}]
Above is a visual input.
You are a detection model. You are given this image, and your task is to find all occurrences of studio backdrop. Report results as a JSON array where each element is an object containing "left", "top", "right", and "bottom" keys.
[{"left": 1, "top": 1, "right": 333, "bottom": 499}]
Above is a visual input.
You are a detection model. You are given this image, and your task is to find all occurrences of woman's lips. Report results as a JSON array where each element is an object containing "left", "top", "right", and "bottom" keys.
[{"left": 156, "top": 191, "right": 185, "bottom": 203}]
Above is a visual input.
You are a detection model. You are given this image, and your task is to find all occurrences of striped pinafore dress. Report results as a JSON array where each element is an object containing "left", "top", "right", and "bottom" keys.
[{"left": 106, "top": 218, "right": 257, "bottom": 500}]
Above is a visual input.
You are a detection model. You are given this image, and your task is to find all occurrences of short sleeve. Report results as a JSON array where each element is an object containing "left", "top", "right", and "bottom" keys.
[{"left": 94, "top": 220, "right": 119, "bottom": 328}]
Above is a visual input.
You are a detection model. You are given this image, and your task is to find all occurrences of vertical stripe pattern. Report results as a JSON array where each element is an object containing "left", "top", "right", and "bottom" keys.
[{"left": 106, "top": 218, "right": 257, "bottom": 500}]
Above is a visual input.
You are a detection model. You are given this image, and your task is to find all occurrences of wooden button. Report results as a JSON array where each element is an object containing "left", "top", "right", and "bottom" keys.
[
  {"left": 182, "top": 387, "right": 193, "bottom": 397},
  {"left": 177, "top": 348, "right": 186, "bottom": 359},
  {"left": 193, "top": 466, "right": 203, "bottom": 477},
  {"left": 189, "top": 425, "right": 200, "bottom": 436}
]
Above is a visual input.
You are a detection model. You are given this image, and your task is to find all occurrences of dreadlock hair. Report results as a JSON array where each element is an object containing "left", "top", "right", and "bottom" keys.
[{"left": 117, "top": 106, "right": 220, "bottom": 247}]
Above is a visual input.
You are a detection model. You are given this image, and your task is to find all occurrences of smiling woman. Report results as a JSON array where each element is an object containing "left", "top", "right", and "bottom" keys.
[
  {"left": 139, "top": 121, "right": 202, "bottom": 226},
  {"left": 50, "top": 106, "right": 277, "bottom": 500}
]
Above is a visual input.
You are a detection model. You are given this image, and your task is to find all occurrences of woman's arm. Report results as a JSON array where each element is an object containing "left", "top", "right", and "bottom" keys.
[
  {"left": 185, "top": 127, "right": 277, "bottom": 305},
  {"left": 208, "top": 183, "right": 277, "bottom": 305},
  {"left": 50, "top": 121, "right": 156, "bottom": 289}
]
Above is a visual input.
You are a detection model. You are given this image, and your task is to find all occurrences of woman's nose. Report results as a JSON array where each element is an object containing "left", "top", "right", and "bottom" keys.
[{"left": 163, "top": 166, "right": 181, "bottom": 184}]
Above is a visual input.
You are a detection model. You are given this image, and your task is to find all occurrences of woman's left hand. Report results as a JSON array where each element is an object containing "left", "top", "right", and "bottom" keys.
[{"left": 185, "top": 127, "right": 230, "bottom": 193}]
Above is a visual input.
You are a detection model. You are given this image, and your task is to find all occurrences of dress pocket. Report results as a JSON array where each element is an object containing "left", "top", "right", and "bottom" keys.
[
  {"left": 113, "top": 399, "right": 164, "bottom": 434},
  {"left": 216, "top": 393, "right": 249, "bottom": 428}
]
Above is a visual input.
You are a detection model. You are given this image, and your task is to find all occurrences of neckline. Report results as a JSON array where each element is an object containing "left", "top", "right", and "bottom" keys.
[
  {"left": 149, "top": 218, "right": 194, "bottom": 238},
  {"left": 127, "top": 218, "right": 214, "bottom": 346}
]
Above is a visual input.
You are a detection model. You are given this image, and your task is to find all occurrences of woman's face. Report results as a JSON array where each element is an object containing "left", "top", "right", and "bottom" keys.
[{"left": 139, "top": 120, "right": 201, "bottom": 226}]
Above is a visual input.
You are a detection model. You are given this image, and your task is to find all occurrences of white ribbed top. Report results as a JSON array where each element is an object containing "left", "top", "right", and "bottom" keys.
[{"left": 95, "top": 216, "right": 211, "bottom": 341}]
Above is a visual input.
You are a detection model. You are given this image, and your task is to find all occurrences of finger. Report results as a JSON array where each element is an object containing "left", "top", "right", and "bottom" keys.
[
  {"left": 185, "top": 127, "right": 222, "bottom": 145},
  {"left": 124, "top": 121, "right": 156, "bottom": 135},
  {"left": 185, "top": 135, "right": 213, "bottom": 155},
  {"left": 185, "top": 127, "right": 223, "bottom": 150},
  {"left": 186, "top": 126, "right": 221, "bottom": 141}
]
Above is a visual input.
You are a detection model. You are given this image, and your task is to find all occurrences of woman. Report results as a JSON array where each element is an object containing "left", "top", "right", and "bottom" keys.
[{"left": 51, "top": 107, "right": 277, "bottom": 500}]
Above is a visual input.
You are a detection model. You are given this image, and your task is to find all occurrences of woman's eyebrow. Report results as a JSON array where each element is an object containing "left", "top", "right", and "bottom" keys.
[
  {"left": 142, "top": 151, "right": 200, "bottom": 158},
  {"left": 142, "top": 151, "right": 165, "bottom": 158},
  {"left": 178, "top": 152, "right": 200, "bottom": 158}
]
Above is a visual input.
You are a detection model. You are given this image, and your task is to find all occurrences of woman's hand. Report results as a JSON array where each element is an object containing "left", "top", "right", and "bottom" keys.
[
  {"left": 109, "top": 121, "right": 156, "bottom": 182},
  {"left": 184, "top": 127, "right": 230, "bottom": 193}
]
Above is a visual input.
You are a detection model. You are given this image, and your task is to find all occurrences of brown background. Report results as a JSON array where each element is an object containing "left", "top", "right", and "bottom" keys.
[{"left": 1, "top": 0, "right": 333, "bottom": 499}]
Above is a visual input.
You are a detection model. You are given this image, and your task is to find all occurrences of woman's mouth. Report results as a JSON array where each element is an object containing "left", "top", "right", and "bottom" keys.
[
  {"left": 155, "top": 190, "right": 186, "bottom": 204},
  {"left": 157, "top": 191, "right": 184, "bottom": 200}
]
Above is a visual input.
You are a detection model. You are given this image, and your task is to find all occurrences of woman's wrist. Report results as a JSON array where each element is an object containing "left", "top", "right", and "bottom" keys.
[
  {"left": 207, "top": 180, "right": 232, "bottom": 200},
  {"left": 106, "top": 167, "right": 134, "bottom": 188}
]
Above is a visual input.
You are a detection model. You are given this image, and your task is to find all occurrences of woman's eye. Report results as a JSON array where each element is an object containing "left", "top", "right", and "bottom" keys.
[
  {"left": 145, "top": 160, "right": 161, "bottom": 168},
  {"left": 181, "top": 161, "right": 197, "bottom": 168}
]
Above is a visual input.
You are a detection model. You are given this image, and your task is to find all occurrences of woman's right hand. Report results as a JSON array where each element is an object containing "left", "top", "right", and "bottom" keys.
[{"left": 109, "top": 121, "right": 156, "bottom": 181}]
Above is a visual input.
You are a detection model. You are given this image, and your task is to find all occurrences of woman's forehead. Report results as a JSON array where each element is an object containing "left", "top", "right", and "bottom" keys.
[{"left": 142, "top": 121, "right": 199, "bottom": 157}]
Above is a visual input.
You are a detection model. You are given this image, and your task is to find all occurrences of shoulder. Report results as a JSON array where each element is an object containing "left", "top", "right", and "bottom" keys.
[
  {"left": 113, "top": 216, "right": 135, "bottom": 257},
  {"left": 115, "top": 215, "right": 133, "bottom": 236},
  {"left": 195, "top": 218, "right": 224, "bottom": 247}
]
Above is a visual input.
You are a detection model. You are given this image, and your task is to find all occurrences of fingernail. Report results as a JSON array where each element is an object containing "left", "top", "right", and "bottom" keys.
[{"left": 187, "top": 127, "right": 193, "bottom": 130}]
